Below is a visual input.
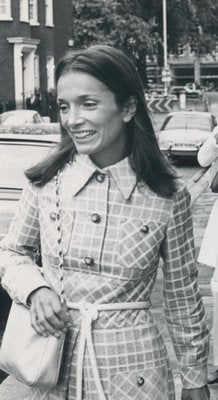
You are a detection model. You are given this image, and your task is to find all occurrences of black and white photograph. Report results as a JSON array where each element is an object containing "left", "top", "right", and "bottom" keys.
[{"left": 0, "top": 1, "right": 218, "bottom": 399}]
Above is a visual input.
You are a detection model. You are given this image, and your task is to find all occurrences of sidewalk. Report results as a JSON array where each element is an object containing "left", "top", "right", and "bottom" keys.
[{"left": 0, "top": 169, "right": 218, "bottom": 399}]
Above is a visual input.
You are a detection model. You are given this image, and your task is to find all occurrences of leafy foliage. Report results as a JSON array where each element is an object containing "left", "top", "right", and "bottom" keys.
[
  {"left": 71, "top": 0, "right": 218, "bottom": 84},
  {"left": 72, "top": 0, "right": 156, "bottom": 85}
]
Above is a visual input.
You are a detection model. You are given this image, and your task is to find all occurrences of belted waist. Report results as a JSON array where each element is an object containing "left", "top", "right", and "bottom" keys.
[
  {"left": 67, "top": 300, "right": 150, "bottom": 317},
  {"left": 66, "top": 300, "right": 150, "bottom": 400}
]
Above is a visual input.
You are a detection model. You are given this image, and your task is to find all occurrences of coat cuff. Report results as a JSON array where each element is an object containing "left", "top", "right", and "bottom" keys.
[
  {"left": 180, "top": 365, "right": 208, "bottom": 388},
  {"left": 1, "top": 267, "right": 51, "bottom": 306}
]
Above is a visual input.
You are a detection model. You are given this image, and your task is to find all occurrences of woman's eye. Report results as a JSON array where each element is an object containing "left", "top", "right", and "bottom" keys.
[
  {"left": 59, "top": 104, "right": 69, "bottom": 113},
  {"left": 84, "top": 101, "right": 97, "bottom": 108}
]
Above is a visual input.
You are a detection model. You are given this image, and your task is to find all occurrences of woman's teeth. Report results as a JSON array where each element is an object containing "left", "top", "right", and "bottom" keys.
[{"left": 73, "top": 130, "right": 96, "bottom": 139}]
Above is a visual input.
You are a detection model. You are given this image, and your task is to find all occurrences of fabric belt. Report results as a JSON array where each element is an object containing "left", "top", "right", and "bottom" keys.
[{"left": 66, "top": 300, "right": 150, "bottom": 400}]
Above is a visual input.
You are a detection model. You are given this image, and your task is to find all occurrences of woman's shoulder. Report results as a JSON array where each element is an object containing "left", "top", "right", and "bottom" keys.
[
  {"left": 171, "top": 179, "right": 191, "bottom": 204},
  {"left": 138, "top": 178, "right": 189, "bottom": 203},
  {"left": 136, "top": 179, "right": 190, "bottom": 223}
]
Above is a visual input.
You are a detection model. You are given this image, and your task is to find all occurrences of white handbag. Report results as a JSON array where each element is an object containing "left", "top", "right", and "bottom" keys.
[
  {"left": 0, "top": 301, "right": 65, "bottom": 388},
  {"left": 0, "top": 172, "right": 67, "bottom": 388}
]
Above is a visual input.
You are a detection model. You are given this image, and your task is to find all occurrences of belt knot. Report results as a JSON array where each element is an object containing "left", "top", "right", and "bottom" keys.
[{"left": 79, "top": 301, "right": 98, "bottom": 322}]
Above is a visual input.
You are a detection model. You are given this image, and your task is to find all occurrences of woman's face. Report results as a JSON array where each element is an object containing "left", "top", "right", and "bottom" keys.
[{"left": 57, "top": 71, "right": 129, "bottom": 168}]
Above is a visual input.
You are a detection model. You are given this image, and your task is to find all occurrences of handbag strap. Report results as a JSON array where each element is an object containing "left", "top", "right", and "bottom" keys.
[{"left": 54, "top": 171, "right": 65, "bottom": 304}]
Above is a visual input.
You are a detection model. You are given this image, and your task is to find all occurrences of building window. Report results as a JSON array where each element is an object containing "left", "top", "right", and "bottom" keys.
[
  {"left": 29, "top": 0, "right": 39, "bottom": 25},
  {"left": 20, "top": 0, "right": 29, "bottom": 22},
  {"left": 0, "top": 0, "right": 12, "bottom": 20},
  {"left": 46, "top": 56, "right": 55, "bottom": 91},
  {"left": 45, "top": 0, "right": 53, "bottom": 26},
  {"left": 178, "top": 44, "right": 184, "bottom": 56}
]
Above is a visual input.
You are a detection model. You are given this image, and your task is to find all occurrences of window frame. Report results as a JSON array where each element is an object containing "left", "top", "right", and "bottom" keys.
[
  {"left": 19, "top": 0, "right": 29, "bottom": 22},
  {"left": 29, "top": 0, "right": 39, "bottom": 26},
  {"left": 0, "top": 0, "right": 12, "bottom": 21},
  {"left": 45, "top": 0, "right": 54, "bottom": 27}
]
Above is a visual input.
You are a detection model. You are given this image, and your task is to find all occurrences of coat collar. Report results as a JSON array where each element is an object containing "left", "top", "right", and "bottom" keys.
[{"left": 67, "top": 154, "right": 137, "bottom": 200}]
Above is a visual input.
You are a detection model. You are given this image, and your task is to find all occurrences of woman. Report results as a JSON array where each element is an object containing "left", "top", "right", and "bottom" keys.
[
  {"left": 0, "top": 45, "right": 209, "bottom": 400},
  {"left": 198, "top": 129, "right": 218, "bottom": 385}
]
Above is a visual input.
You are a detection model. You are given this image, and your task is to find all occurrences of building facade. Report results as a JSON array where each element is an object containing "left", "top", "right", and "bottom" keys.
[
  {"left": 0, "top": 0, "right": 73, "bottom": 120},
  {"left": 147, "top": 44, "right": 218, "bottom": 90},
  {"left": 169, "top": 45, "right": 218, "bottom": 89}
]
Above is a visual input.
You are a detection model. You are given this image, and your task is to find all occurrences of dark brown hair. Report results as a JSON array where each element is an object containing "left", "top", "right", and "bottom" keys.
[{"left": 26, "top": 45, "right": 178, "bottom": 197}]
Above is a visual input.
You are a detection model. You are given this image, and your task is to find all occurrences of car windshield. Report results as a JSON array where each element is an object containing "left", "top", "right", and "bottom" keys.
[
  {"left": 162, "top": 114, "right": 212, "bottom": 131},
  {"left": 0, "top": 142, "right": 54, "bottom": 189},
  {"left": 0, "top": 112, "right": 42, "bottom": 125}
]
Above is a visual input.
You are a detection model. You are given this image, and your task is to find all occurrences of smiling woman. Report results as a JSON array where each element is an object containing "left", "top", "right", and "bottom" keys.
[
  {"left": 0, "top": 45, "right": 210, "bottom": 400},
  {"left": 57, "top": 70, "right": 130, "bottom": 168}
]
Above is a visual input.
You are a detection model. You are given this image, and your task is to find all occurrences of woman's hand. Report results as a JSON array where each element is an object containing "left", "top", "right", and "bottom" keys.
[
  {"left": 181, "top": 385, "right": 210, "bottom": 399},
  {"left": 28, "top": 287, "right": 73, "bottom": 338}
]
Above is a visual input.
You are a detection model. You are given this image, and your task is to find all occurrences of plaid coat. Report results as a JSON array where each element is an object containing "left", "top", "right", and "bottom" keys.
[{"left": 0, "top": 155, "right": 209, "bottom": 400}]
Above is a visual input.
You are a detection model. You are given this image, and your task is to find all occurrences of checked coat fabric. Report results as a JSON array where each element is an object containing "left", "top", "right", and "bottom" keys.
[{"left": 0, "top": 154, "right": 209, "bottom": 400}]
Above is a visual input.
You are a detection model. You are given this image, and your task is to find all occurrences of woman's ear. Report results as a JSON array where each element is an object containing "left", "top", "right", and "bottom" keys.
[{"left": 123, "top": 96, "right": 137, "bottom": 123}]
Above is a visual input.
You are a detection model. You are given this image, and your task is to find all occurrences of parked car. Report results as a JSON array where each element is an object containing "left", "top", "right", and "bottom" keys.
[
  {"left": 184, "top": 82, "right": 203, "bottom": 92},
  {"left": 169, "top": 85, "right": 202, "bottom": 99},
  {"left": 0, "top": 110, "right": 50, "bottom": 125},
  {"left": 158, "top": 111, "right": 217, "bottom": 158},
  {"left": 0, "top": 133, "right": 60, "bottom": 325},
  {"left": 145, "top": 85, "right": 165, "bottom": 98}
]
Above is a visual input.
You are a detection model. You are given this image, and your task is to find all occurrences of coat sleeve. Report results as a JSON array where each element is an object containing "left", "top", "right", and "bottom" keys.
[
  {"left": 197, "top": 128, "right": 218, "bottom": 167},
  {"left": 0, "top": 181, "right": 50, "bottom": 305},
  {"left": 161, "top": 185, "right": 209, "bottom": 389},
  {"left": 198, "top": 198, "right": 218, "bottom": 267}
]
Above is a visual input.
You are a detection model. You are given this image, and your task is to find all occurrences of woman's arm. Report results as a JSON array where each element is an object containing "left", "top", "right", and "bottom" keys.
[
  {"left": 0, "top": 181, "right": 50, "bottom": 304},
  {"left": 0, "top": 180, "right": 73, "bottom": 336},
  {"left": 161, "top": 185, "right": 209, "bottom": 391},
  {"left": 197, "top": 127, "right": 218, "bottom": 167}
]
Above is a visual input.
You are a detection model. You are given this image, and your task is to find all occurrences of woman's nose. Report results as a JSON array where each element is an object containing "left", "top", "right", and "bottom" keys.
[{"left": 67, "top": 107, "right": 84, "bottom": 127}]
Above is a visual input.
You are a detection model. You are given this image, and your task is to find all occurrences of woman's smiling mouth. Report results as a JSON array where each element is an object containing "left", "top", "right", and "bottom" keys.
[{"left": 71, "top": 130, "right": 96, "bottom": 139}]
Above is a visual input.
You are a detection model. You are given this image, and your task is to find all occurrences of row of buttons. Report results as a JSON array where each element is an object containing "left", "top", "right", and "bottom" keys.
[
  {"left": 87, "top": 196, "right": 102, "bottom": 263},
  {"left": 50, "top": 214, "right": 149, "bottom": 234},
  {"left": 49, "top": 212, "right": 101, "bottom": 224},
  {"left": 49, "top": 172, "right": 104, "bottom": 222}
]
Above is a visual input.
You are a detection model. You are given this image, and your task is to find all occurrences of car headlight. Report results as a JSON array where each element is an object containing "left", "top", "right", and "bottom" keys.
[{"left": 158, "top": 137, "right": 173, "bottom": 149}]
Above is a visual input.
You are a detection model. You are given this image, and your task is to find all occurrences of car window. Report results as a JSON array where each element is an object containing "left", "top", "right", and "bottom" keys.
[
  {"left": 0, "top": 113, "right": 15, "bottom": 124},
  {"left": 33, "top": 113, "right": 42, "bottom": 123},
  {"left": 0, "top": 143, "right": 54, "bottom": 189},
  {"left": 1, "top": 114, "right": 29, "bottom": 125},
  {"left": 162, "top": 114, "right": 212, "bottom": 131}
]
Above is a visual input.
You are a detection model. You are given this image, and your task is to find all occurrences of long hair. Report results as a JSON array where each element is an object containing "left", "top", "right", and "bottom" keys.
[{"left": 26, "top": 45, "right": 178, "bottom": 197}]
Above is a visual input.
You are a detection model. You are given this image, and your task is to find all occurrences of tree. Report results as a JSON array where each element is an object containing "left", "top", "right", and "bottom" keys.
[
  {"left": 139, "top": 0, "right": 218, "bottom": 57},
  {"left": 72, "top": 0, "right": 157, "bottom": 86},
  {"left": 71, "top": 0, "right": 218, "bottom": 85}
]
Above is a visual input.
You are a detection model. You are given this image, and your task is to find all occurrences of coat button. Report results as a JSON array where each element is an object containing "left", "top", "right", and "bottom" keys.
[
  {"left": 137, "top": 376, "right": 145, "bottom": 386},
  {"left": 140, "top": 224, "right": 149, "bottom": 234},
  {"left": 91, "top": 213, "right": 101, "bottom": 223},
  {"left": 50, "top": 212, "right": 57, "bottom": 221},
  {"left": 84, "top": 257, "right": 94, "bottom": 266},
  {"left": 96, "top": 173, "right": 105, "bottom": 183}
]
